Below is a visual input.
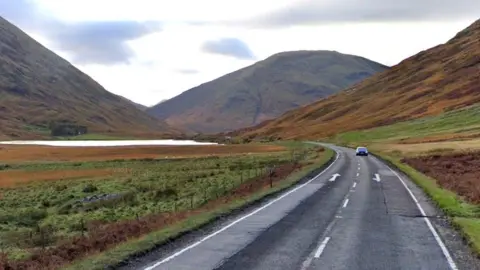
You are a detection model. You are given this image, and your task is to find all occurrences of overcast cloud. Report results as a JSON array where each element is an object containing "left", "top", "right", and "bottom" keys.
[
  {"left": 0, "top": 0, "right": 161, "bottom": 65},
  {"left": 0, "top": 0, "right": 477, "bottom": 105},
  {"left": 241, "top": 0, "right": 480, "bottom": 28}
]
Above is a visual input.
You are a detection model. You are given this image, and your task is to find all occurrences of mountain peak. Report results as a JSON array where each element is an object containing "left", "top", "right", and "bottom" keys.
[{"left": 147, "top": 50, "right": 388, "bottom": 133}]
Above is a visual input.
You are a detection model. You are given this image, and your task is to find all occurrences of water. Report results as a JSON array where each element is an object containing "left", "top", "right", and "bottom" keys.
[{"left": 0, "top": 140, "right": 218, "bottom": 147}]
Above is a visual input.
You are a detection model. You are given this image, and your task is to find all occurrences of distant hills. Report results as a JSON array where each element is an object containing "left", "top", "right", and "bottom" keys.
[
  {"left": 147, "top": 51, "right": 388, "bottom": 133},
  {"left": 235, "top": 19, "right": 480, "bottom": 140},
  {"left": 0, "top": 16, "right": 179, "bottom": 140}
]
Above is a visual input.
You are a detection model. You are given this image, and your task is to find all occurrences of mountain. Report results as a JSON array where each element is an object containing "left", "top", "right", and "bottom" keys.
[
  {"left": 120, "top": 96, "right": 148, "bottom": 111},
  {"left": 235, "top": 19, "right": 480, "bottom": 140},
  {"left": 0, "top": 17, "right": 179, "bottom": 139},
  {"left": 147, "top": 51, "right": 388, "bottom": 133}
]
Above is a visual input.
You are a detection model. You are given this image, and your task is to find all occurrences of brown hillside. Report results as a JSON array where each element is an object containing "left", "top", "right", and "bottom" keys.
[
  {"left": 237, "top": 19, "right": 480, "bottom": 140},
  {"left": 0, "top": 17, "right": 179, "bottom": 139}
]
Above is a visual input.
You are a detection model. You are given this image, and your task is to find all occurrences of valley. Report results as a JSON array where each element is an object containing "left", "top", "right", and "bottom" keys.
[{"left": 0, "top": 6, "right": 479, "bottom": 270}]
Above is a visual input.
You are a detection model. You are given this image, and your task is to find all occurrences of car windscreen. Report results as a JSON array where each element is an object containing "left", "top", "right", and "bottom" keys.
[{"left": 358, "top": 147, "right": 367, "bottom": 151}]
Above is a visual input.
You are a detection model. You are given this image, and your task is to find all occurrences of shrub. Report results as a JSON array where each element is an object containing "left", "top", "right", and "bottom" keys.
[{"left": 82, "top": 184, "right": 98, "bottom": 193}]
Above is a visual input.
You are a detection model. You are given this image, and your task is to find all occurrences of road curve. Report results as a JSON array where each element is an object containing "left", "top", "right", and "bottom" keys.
[{"left": 128, "top": 144, "right": 479, "bottom": 270}]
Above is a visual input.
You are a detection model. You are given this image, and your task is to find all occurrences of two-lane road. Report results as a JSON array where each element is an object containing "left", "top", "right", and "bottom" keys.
[{"left": 129, "top": 144, "right": 479, "bottom": 270}]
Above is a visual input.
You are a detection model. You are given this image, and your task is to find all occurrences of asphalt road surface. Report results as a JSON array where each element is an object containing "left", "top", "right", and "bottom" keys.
[{"left": 133, "top": 144, "right": 479, "bottom": 270}]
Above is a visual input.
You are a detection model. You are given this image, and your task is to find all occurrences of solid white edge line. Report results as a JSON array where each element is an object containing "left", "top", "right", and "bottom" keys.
[
  {"left": 314, "top": 237, "right": 331, "bottom": 258},
  {"left": 143, "top": 149, "right": 340, "bottom": 270},
  {"left": 387, "top": 167, "right": 458, "bottom": 270},
  {"left": 342, "top": 199, "right": 349, "bottom": 208}
]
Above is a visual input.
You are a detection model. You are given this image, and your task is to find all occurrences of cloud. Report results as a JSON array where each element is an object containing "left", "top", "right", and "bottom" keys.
[
  {"left": 0, "top": 0, "right": 161, "bottom": 65},
  {"left": 240, "top": 0, "right": 480, "bottom": 28},
  {"left": 201, "top": 38, "right": 255, "bottom": 60},
  {"left": 48, "top": 21, "right": 161, "bottom": 65}
]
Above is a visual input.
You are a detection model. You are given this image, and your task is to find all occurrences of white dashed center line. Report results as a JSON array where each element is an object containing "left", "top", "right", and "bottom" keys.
[
  {"left": 314, "top": 237, "right": 331, "bottom": 258},
  {"left": 353, "top": 182, "right": 357, "bottom": 188},
  {"left": 343, "top": 199, "right": 349, "bottom": 208}
]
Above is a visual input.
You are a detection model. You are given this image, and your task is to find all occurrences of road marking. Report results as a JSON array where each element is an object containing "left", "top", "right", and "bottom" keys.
[
  {"left": 387, "top": 167, "right": 458, "bottom": 270},
  {"left": 329, "top": 173, "right": 341, "bottom": 182},
  {"left": 356, "top": 172, "right": 359, "bottom": 177},
  {"left": 357, "top": 167, "right": 360, "bottom": 171},
  {"left": 353, "top": 182, "right": 357, "bottom": 188},
  {"left": 144, "top": 150, "right": 340, "bottom": 270},
  {"left": 343, "top": 199, "right": 349, "bottom": 208},
  {"left": 314, "top": 237, "right": 331, "bottom": 258},
  {"left": 373, "top": 173, "right": 381, "bottom": 182}
]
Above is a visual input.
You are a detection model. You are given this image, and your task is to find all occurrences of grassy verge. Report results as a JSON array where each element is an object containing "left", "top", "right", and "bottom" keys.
[
  {"left": 332, "top": 103, "right": 480, "bottom": 145},
  {"left": 370, "top": 151, "right": 480, "bottom": 256},
  {"left": 65, "top": 147, "right": 335, "bottom": 270}
]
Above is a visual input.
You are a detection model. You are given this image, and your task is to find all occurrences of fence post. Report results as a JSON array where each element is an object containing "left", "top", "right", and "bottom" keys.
[
  {"left": 269, "top": 166, "right": 275, "bottom": 188},
  {"left": 190, "top": 195, "right": 194, "bottom": 209}
]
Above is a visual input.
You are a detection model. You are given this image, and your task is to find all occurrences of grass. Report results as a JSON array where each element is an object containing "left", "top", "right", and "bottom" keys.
[
  {"left": 333, "top": 103, "right": 480, "bottom": 145},
  {"left": 454, "top": 218, "right": 480, "bottom": 254},
  {"left": 0, "top": 142, "right": 332, "bottom": 269},
  {"left": 66, "top": 147, "right": 334, "bottom": 270},
  {"left": 0, "top": 144, "right": 286, "bottom": 163}
]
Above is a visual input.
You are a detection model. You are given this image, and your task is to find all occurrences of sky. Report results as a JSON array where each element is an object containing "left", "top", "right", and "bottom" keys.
[{"left": 0, "top": 0, "right": 479, "bottom": 106}]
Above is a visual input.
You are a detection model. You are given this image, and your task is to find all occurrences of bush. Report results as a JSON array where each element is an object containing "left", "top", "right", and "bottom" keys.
[{"left": 82, "top": 184, "right": 98, "bottom": 193}]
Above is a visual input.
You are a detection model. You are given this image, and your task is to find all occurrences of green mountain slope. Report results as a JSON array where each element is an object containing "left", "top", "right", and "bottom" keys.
[
  {"left": 0, "top": 17, "right": 179, "bottom": 139},
  {"left": 147, "top": 50, "right": 388, "bottom": 133}
]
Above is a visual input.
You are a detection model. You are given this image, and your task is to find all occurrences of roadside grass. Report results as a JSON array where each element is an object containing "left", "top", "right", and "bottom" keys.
[
  {"left": 0, "top": 142, "right": 333, "bottom": 269},
  {"left": 66, "top": 147, "right": 334, "bottom": 270},
  {"left": 371, "top": 139, "right": 480, "bottom": 156},
  {"left": 454, "top": 218, "right": 480, "bottom": 255},
  {"left": 333, "top": 103, "right": 480, "bottom": 145}
]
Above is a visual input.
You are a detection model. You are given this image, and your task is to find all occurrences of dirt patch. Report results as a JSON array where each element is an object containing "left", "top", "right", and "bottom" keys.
[
  {"left": 0, "top": 169, "right": 122, "bottom": 188},
  {"left": 0, "top": 144, "right": 286, "bottom": 163},
  {"left": 403, "top": 152, "right": 480, "bottom": 204},
  {"left": 0, "top": 162, "right": 304, "bottom": 270}
]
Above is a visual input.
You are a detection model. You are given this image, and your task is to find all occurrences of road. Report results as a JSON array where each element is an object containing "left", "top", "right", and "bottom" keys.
[{"left": 131, "top": 144, "right": 478, "bottom": 270}]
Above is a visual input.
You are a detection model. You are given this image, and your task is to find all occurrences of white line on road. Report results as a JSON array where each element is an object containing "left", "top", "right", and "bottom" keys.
[
  {"left": 144, "top": 150, "right": 340, "bottom": 270},
  {"left": 353, "top": 182, "right": 357, "bottom": 188},
  {"left": 314, "top": 237, "right": 331, "bottom": 258},
  {"left": 356, "top": 172, "right": 359, "bottom": 177},
  {"left": 387, "top": 167, "right": 458, "bottom": 270},
  {"left": 343, "top": 199, "right": 349, "bottom": 208}
]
